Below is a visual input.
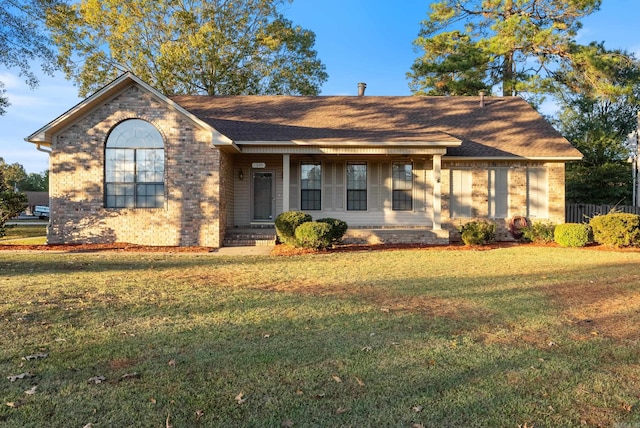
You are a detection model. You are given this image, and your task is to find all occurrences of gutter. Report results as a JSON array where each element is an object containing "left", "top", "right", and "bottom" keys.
[{"left": 35, "top": 144, "right": 52, "bottom": 154}]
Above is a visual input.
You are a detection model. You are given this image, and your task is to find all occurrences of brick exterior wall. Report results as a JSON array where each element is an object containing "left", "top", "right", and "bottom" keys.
[
  {"left": 441, "top": 161, "right": 566, "bottom": 241},
  {"left": 48, "top": 84, "right": 223, "bottom": 247},
  {"left": 45, "top": 82, "right": 569, "bottom": 247}
]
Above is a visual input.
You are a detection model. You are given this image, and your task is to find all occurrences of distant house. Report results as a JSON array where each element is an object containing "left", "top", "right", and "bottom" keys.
[
  {"left": 25, "top": 73, "right": 581, "bottom": 247},
  {"left": 23, "top": 191, "right": 48, "bottom": 216}
]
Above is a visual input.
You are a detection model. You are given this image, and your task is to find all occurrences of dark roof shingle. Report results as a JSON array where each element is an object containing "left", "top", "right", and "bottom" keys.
[{"left": 170, "top": 95, "right": 582, "bottom": 159}]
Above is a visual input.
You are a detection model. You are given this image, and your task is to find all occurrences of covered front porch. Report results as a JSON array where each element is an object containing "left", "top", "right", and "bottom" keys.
[{"left": 223, "top": 148, "right": 452, "bottom": 246}]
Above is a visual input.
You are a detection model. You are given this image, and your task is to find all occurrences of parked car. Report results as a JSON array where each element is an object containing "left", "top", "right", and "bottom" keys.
[{"left": 34, "top": 205, "right": 50, "bottom": 219}]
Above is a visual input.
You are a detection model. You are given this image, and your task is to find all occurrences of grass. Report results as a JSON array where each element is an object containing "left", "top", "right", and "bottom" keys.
[
  {"left": 0, "top": 225, "right": 47, "bottom": 245},
  {"left": 1, "top": 246, "right": 640, "bottom": 427}
]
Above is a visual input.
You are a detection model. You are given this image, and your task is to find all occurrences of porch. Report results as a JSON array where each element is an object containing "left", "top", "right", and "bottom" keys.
[{"left": 226, "top": 153, "right": 446, "bottom": 233}]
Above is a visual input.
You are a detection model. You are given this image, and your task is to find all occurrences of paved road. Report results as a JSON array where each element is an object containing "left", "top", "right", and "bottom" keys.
[{"left": 6, "top": 220, "right": 48, "bottom": 226}]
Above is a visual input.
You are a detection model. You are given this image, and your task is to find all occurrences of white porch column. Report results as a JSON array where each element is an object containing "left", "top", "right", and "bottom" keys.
[
  {"left": 432, "top": 154, "right": 442, "bottom": 230},
  {"left": 282, "top": 154, "right": 290, "bottom": 212}
]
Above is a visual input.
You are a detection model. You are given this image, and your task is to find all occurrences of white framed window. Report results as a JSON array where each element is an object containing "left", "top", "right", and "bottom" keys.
[
  {"left": 392, "top": 162, "right": 413, "bottom": 211},
  {"left": 450, "top": 169, "right": 472, "bottom": 218},
  {"left": 301, "top": 162, "right": 322, "bottom": 210},
  {"left": 488, "top": 168, "right": 509, "bottom": 218},
  {"left": 527, "top": 167, "right": 548, "bottom": 218},
  {"left": 347, "top": 162, "right": 367, "bottom": 211},
  {"left": 105, "top": 119, "right": 164, "bottom": 208}
]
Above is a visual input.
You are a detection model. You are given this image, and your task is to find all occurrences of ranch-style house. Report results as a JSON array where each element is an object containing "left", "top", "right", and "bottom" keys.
[{"left": 26, "top": 73, "right": 582, "bottom": 247}]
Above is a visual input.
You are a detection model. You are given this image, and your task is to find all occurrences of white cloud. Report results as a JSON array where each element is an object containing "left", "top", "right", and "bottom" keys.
[
  {"left": 575, "top": 26, "right": 594, "bottom": 44},
  {"left": 0, "top": 72, "right": 23, "bottom": 89}
]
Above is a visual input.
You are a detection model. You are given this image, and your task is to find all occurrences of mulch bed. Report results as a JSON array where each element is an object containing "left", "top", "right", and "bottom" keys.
[
  {"left": 1, "top": 241, "right": 638, "bottom": 254},
  {"left": 0, "top": 243, "right": 215, "bottom": 253}
]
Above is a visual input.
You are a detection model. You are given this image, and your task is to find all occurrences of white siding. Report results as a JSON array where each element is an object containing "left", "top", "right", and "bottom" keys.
[
  {"left": 323, "top": 162, "right": 333, "bottom": 211},
  {"left": 334, "top": 161, "right": 344, "bottom": 210},
  {"left": 231, "top": 156, "right": 283, "bottom": 226},
  {"left": 231, "top": 156, "right": 436, "bottom": 227}
]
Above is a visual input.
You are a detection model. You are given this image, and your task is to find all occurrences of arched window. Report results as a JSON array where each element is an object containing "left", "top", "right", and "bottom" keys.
[{"left": 105, "top": 119, "right": 165, "bottom": 208}]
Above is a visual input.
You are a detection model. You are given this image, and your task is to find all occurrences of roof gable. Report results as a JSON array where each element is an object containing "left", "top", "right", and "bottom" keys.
[{"left": 25, "top": 73, "right": 233, "bottom": 148}]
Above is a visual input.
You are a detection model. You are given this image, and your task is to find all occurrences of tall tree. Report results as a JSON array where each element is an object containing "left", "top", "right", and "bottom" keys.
[
  {"left": 46, "top": 0, "right": 328, "bottom": 97},
  {"left": 409, "top": 0, "right": 601, "bottom": 97},
  {"left": 409, "top": 31, "right": 490, "bottom": 95},
  {"left": 553, "top": 46, "right": 640, "bottom": 204},
  {"left": 0, "top": 0, "right": 59, "bottom": 114},
  {"left": 556, "top": 97, "right": 636, "bottom": 204}
]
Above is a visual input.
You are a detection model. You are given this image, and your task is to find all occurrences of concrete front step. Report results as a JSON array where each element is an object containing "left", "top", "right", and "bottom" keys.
[
  {"left": 223, "top": 229, "right": 277, "bottom": 247},
  {"left": 223, "top": 239, "right": 276, "bottom": 247}
]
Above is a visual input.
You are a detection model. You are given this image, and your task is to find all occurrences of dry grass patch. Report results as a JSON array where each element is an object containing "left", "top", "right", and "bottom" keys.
[{"left": 544, "top": 277, "right": 640, "bottom": 342}]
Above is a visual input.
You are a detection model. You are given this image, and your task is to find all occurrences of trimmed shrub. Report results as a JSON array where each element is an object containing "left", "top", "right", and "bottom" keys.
[
  {"left": 294, "top": 221, "right": 332, "bottom": 250},
  {"left": 589, "top": 213, "right": 640, "bottom": 247},
  {"left": 521, "top": 221, "right": 556, "bottom": 243},
  {"left": 275, "top": 211, "right": 312, "bottom": 245},
  {"left": 316, "top": 218, "right": 348, "bottom": 245},
  {"left": 458, "top": 220, "right": 496, "bottom": 246},
  {"left": 554, "top": 223, "right": 592, "bottom": 247}
]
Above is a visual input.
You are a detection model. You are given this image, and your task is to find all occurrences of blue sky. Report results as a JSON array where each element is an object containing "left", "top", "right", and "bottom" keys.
[{"left": 1, "top": 0, "right": 638, "bottom": 174}]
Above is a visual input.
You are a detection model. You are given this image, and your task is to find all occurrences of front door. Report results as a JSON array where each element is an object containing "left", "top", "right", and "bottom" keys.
[{"left": 252, "top": 170, "right": 274, "bottom": 221}]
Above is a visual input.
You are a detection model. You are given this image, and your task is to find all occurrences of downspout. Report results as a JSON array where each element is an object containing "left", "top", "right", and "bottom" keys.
[
  {"left": 34, "top": 143, "right": 52, "bottom": 227},
  {"left": 36, "top": 144, "right": 52, "bottom": 154}
]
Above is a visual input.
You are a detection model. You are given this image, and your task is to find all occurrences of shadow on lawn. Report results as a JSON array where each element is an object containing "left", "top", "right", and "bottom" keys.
[
  {"left": 3, "top": 249, "right": 640, "bottom": 425},
  {"left": 3, "top": 285, "right": 635, "bottom": 427},
  {"left": 0, "top": 252, "right": 275, "bottom": 277}
]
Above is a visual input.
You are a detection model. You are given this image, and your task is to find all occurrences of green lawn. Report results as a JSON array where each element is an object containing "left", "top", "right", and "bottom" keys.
[
  {"left": 1, "top": 246, "right": 640, "bottom": 427},
  {"left": 0, "top": 224, "right": 47, "bottom": 245}
]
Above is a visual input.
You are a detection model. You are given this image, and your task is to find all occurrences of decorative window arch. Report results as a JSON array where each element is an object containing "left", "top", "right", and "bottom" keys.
[{"left": 105, "top": 119, "right": 165, "bottom": 208}]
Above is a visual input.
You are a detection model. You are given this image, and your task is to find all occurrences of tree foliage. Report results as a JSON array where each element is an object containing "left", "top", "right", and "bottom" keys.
[
  {"left": 409, "top": 31, "right": 490, "bottom": 95},
  {"left": 0, "top": 158, "right": 27, "bottom": 191},
  {"left": 22, "top": 170, "right": 49, "bottom": 191},
  {"left": 553, "top": 46, "right": 640, "bottom": 205},
  {"left": 46, "top": 0, "right": 328, "bottom": 97},
  {"left": 0, "top": 0, "right": 59, "bottom": 115},
  {"left": 565, "top": 162, "right": 632, "bottom": 205},
  {"left": 0, "top": 165, "right": 28, "bottom": 237},
  {"left": 409, "top": 0, "right": 602, "bottom": 97},
  {"left": 0, "top": 158, "right": 48, "bottom": 191},
  {"left": 554, "top": 42, "right": 640, "bottom": 103}
]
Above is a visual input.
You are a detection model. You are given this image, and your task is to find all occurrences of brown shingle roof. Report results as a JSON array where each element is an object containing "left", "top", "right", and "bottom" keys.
[{"left": 170, "top": 95, "right": 582, "bottom": 159}]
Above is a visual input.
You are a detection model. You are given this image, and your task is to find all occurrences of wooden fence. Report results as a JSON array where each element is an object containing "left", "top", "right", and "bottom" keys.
[{"left": 566, "top": 203, "right": 640, "bottom": 223}]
